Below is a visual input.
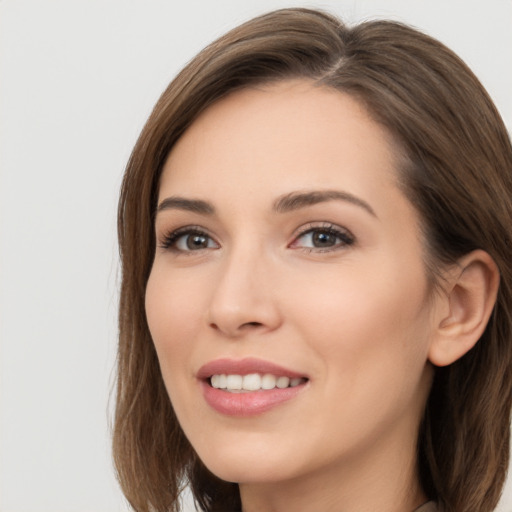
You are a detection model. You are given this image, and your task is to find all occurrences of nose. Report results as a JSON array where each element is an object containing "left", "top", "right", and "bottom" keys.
[{"left": 206, "top": 248, "right": 282, "bottom": 338}]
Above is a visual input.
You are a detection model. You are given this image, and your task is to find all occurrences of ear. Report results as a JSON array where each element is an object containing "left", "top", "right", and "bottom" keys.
[{"left": 428, "top": 250, "right": 500, "bottom": 367}]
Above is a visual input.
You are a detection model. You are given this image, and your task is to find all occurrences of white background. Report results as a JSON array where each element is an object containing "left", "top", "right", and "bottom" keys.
[{"left": 1, "top": 1, "right": 511, "bottom": 511}]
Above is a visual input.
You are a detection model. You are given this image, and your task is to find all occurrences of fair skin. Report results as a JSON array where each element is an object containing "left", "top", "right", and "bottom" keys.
[{"left": 145, "top": 80, "right": 498, "bottom": 512}]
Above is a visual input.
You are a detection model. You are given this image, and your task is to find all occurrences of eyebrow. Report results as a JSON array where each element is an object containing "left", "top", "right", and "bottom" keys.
[
  {"left": 156, "top": 196, "right": 215, "bottom": 215},
  {"left": 273, "top": 190, "right": 376, "bottom": 217},
  {"left": 156, "top": 189, "right": 376, "bottom": 217}
]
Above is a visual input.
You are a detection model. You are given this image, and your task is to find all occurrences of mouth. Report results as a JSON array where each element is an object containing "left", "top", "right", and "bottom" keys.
[
  {"left": 198, "top": 358, "right": 309, "bottom": 416},
  {"left": 209, "top": 373, "right": 308, "bottom": 392}
]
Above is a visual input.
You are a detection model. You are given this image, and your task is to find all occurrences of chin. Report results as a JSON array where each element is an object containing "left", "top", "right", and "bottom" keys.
[
  {"left": 192, "top": 435, "right": 305, "bottom": 485},
  {"left": 203, "top": 459, "right": 293, "bottom": 485}
]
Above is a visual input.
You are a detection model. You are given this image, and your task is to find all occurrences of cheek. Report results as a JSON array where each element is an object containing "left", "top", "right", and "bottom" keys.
[
  {"left": 145, "top": 267, "right": 205, "bottom": 372},
  {"left": 285, "top": 262, "right": 432, "bottom": 375},
  {"left": 290, "top": 269, "right": 432, "bottom": 439}
]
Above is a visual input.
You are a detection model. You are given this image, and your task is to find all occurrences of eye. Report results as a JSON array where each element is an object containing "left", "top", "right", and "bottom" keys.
[
  {"left": 291, "top": 224, "right": 354, "bottom": 252},
  {"left": 160, "top": 227, "right": 219, "bottom": 252}
]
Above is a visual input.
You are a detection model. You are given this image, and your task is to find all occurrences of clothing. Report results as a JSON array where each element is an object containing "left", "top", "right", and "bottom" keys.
[{"left": 415, "top": 502, "right": 438, "bottom": 512}]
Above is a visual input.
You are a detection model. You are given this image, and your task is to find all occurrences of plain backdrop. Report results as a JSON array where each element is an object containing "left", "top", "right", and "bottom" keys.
[{"left": 1, "top": 1, "right": 511, "bottom": 511}]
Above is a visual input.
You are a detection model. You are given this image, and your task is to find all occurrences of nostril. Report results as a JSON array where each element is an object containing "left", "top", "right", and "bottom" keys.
[
  {"left": 208, "top": 321, "right": 261, "bottom": 328},
  {"left": 208, "top": 320, "right": 264, "bottom": 337}
]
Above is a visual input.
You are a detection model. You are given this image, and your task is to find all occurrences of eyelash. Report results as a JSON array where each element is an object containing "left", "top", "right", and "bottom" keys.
[
  {"left": 291, "top": 223, "right": 355, "bottom": 253},
  {"left": 159, "top": 225, "right": 216, "bottom": 252},
  {"left": 158, "top": 223, "right": 355, "bottom": 254}
]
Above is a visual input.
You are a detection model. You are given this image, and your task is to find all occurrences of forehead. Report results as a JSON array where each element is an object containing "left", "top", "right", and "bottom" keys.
[{"left": 159, "top": 80, "right": 400, "bottom": 208}]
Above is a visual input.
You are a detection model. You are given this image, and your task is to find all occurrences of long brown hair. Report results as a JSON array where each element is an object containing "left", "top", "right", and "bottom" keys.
[{"left": 114, "top": 8, "right": 512, "bottom": 511}]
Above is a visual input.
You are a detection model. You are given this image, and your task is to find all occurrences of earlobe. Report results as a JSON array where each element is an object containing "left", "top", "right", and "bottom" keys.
[{"left": 428, "top": 250, "right": 500, "bottom": 367}]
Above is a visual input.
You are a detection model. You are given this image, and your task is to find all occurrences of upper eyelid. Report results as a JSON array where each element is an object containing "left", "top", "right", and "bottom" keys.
[
  {"left": 289, "top": 223, "right": 355, "bottom": 250},
  {"left": 292, "top": 222, "right": 354, "bottom": 238},
  {"left": 157, "top": 221, "right": 354, "bottom": 249},
  {"left": 158, "top": 225, "right": 219, "bottom": 249},
  {"left": 157, "top": 224, "right": 213, "bottom": 237}
]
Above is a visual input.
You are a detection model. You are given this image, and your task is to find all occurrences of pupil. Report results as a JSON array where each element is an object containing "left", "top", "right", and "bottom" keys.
[
  {"left": 187, "top": 234, "right": 207, "bottom": 249},
  {"left": 313, "top": 231, "right": 334, "bottom": 247}
]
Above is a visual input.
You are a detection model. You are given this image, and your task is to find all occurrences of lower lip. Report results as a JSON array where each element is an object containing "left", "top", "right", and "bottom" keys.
[{"left": 201, "top": 381, "right": 307, "bottom": 417}]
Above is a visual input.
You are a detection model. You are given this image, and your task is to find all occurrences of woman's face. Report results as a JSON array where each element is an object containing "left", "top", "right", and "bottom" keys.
[{"left": 146, "top": 81, "right": 438, "bottom": 489}]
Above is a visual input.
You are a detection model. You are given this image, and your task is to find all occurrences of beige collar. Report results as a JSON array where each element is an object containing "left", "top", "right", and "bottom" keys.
[{"left": 414, "top": 502, "right": 437, "bottom": 512}]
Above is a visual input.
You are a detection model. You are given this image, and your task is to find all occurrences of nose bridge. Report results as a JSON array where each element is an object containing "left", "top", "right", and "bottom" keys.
[{"left": 207, "top": 237, "right": 280, "bottom": 336}]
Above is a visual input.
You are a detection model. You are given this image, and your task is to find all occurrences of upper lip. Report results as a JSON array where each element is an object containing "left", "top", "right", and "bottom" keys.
[{"left": 197, "top": 357, "right": 307, "bottom": 380}]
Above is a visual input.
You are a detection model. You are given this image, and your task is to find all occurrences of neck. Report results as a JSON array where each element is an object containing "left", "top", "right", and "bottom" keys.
[{"left": 239, "top": 421, "right": 427, "bottom": 512}]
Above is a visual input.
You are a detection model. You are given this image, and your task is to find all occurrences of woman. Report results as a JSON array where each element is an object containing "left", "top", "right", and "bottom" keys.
[{"left": 113, "top": 8, "right": 512, "bottom": 512}]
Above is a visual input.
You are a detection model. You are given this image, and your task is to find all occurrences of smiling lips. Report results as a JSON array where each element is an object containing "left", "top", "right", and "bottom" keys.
[
  {"left": 211, "top": 373, "right": 305, "bottom": 391},
  {"left": 198, "top": 358, "right": 308, "bottom": 416}
]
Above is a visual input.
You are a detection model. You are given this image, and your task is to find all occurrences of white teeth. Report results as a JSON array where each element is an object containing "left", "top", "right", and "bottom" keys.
[
  {"left": 210, "top": 373, "right": 306, "bottom": 391},
  {"left": 276, "top": 376, "right": 290, "bottom": 388},
  {"left": 261, "top": 374, "right": 277, "bottom": 389},
  {"left": 218, "top": 374, "right": 227, "bottom": 389},
  {"left": 242, "top": 373, "right": 261, "bottom": 391},
  {"left": 226, "top": 374, "right": 242, "bottom": 390}
]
